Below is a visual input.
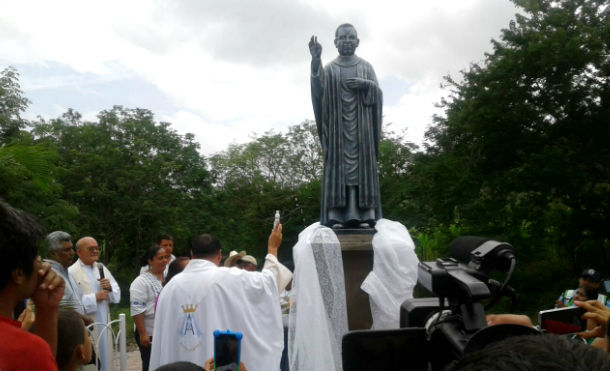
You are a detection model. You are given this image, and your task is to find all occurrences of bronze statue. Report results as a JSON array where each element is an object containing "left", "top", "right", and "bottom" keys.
[{"left": 309, "top": 23, "right": 382, "bottom": 228}]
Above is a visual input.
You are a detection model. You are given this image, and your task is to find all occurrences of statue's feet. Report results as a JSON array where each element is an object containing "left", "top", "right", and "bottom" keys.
[
  {"left": 325, "top": 218, "right": 343, "bottom": 229},
  {"left": 344, "top": 218, "right": 360, "bottom": 228}
]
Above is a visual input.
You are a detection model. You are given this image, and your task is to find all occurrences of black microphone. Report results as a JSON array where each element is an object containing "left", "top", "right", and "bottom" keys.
[
  {"left": 449, "top": 236, "right": 489, "bottom": 264},
  {"left": 97, "top": 262, "right": 105, "bottom": 279},
  {"left": 449, "top": 236, "right": 515, "bottom": 273},
  {"left": 97, "top": 263, "right": 111, "bottom": 291}
]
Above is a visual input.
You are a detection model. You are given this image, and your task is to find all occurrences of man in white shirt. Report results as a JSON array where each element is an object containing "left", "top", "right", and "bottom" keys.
[
  {"left": 150, "top": 224, "right": 292, "bottom": 371},
  {"left": 69, "top": 236, "right": 121, "bottom": 371}
]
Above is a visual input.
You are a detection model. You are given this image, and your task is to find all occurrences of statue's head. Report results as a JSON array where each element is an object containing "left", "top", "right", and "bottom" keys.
[{"left": 334, "top": 23, "right": 359, "bottom": 56}]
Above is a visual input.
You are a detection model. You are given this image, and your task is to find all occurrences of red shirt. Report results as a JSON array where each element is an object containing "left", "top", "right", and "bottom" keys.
[{"left": 0, "top": 315, "right": 58, "bottom": 371}]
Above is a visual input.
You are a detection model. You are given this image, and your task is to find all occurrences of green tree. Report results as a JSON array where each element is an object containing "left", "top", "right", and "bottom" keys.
[
  {"left": 33, "top": 106, "right": 212, "bottom": 282},
  {"left": 0, "top": 67, "right": 78, "bottom": 233},
  {"left": 0, "top": 66, "right": 30, "bottom": 144},
  {"left": 409, "top": 0, "right": 610, "bottom": 309},
  {"left": 207, "top": 120, "right": 323, "bottom": 260}
]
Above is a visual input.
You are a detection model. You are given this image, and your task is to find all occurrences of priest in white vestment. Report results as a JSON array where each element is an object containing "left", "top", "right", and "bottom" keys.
[
  {"left": 69, "top": 236, "right": 121, "bottom": 371},
  {"left": 150, "top": 224, "right": 292, "bottom": 371}
]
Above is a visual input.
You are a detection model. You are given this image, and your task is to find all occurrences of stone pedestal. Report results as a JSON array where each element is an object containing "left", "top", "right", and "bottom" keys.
[{"left": 336, "top": 229, "right": 374, "bottom": 330}]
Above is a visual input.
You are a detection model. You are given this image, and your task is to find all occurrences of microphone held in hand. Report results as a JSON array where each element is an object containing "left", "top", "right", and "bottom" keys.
[
  {"left": 97, "top": 263, "right": 111, "bottom": 291},
  {"left": 97, "top": 262, "right": 105, "bottom": 279}
]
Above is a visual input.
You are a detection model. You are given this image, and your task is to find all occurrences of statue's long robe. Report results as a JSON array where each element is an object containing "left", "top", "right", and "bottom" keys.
[{"left": 311, "top": 56, "right": 383, "bottom": 225}]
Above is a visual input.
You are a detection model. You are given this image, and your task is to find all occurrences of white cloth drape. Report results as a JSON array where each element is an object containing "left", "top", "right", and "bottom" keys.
[
  {"left": 361, "top": 218, "right": 419, "bottom": 329},
  {"left": 288, "top": 223, "right": 348, "bottom": 371}
]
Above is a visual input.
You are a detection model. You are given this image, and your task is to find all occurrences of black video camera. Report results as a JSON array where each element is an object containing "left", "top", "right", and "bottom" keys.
[{"left": 342, "top": 237, "right": 538, "bottom": 371}]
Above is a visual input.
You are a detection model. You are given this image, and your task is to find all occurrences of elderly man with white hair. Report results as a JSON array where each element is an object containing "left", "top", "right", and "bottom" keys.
[{"left": 69, "top": 236, "right": 120, "bottom": 371}]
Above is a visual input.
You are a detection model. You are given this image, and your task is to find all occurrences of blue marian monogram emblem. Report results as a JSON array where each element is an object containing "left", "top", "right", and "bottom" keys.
[{"left": 179, "top": 304, "right": 203, "bottom": 351}]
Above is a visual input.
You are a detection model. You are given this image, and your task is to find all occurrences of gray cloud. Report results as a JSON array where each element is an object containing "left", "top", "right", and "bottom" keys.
[
  {"left": 141, "top": 0, "right": 367, "bottom": 66},
  {"left": 380, "top": 1, "right": 519, "bottom": 80}
]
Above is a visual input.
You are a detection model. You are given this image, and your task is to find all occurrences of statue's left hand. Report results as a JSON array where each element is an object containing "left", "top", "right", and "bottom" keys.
[{"left": 346, "top": 77, "right": 369, "bottom": 90}]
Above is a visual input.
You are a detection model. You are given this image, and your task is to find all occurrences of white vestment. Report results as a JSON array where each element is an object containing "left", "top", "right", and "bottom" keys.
[
  {"left": 69, "top": 259, "right": 121, "bottom": 371},
  {"left": 361, "top": 218, "right": 419, "bottom": 329},
  {"left": 288, "top": 223, "right": 348, "bottom": 371},
  {"left": 150, "top": 254, "right": 292, "bottom": 371}
]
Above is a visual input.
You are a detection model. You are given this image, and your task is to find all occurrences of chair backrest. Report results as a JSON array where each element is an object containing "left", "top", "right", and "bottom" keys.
[
  {"left": 342, "top": 327, "right": 428, "bottom": 371},
  {"left": 86, "top": 313, "right": 127, "bottom": 371}
]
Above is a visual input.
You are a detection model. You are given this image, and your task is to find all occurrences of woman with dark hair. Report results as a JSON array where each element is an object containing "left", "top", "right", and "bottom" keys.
[
  {"left": 164, "top": 256, "right": 190, "bottom": 287},
  {"left": 130, "top": 245, "right": 170, "bottom": 371}
]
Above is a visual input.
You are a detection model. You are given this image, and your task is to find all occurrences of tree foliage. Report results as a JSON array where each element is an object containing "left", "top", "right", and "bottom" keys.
[
  {"left": 410, "top": 0, "right": 610, "bottom": 308},
  {"left": 32, "top": 107, "right": 213, "bottom": 281}
]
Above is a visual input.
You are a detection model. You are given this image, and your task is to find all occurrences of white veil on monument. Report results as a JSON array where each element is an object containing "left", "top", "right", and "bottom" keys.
[
  {"left": 361, "top": 218, "right": 419, "bottom": 329},
  {"left": 288, "top": 223, "right": 348, "bottom": 371}
]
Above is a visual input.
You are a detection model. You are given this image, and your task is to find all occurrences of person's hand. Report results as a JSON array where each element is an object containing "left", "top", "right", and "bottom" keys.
[
  {"left": 309, "top": 35, "right": 322, "bottom": 59},
  {"left": 345, "top": 77, "right": 369, "bottom": 90},
  {"left": 486, "top": 314, "right": 533, "bottom": 327},
  {"left": 98, "top": 277, "right": 111, "bottom": 291},
  {"left": 203, "top": 357, "right": 248, "bottom": 371},
  {"left": 575, "top": 300, "right": 610, "bottom": 339},
  {"left": 95, "top": 290, "right": 109, "bottom": 302},
  {"left": 81, "top": 314, "right": 94, "bottom": 326},
  {"left": 555, "top": 300, "right": 564, "bottom": 308},
  {"left": 204, "top": 357, "right": 214, "bottom": 371},
  {"left": 31, "top": 259, "right": 65, "bottom": 310},
  {"left": 268, "top": 222, "right": 282, "bottom": 256},
  {"left": 139, "top": 331, "right": 151, "bottom": 348},
  {"left": 18, "top": 299, "right": 35, "bottom": 331}
]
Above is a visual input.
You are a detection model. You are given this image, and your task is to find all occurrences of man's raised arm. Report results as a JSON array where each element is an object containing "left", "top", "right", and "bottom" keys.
[{"left": 263, "top": 223, "right": 293, "bottom": 293}]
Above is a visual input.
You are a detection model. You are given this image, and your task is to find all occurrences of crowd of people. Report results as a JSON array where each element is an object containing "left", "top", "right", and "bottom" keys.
[
  {"left": 0, "top": 198, "right": 292, "bottom": 371},
  {"left": 1, "top": 197, "right": 610, "bottom": 371}
]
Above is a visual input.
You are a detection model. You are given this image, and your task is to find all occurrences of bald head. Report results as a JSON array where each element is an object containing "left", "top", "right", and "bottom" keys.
[
  {"left": 75, "top": 237, "right": 99, "bottom": 266},
  {"left": 334, "top": 23, "right": 359, "bottom": 56}
]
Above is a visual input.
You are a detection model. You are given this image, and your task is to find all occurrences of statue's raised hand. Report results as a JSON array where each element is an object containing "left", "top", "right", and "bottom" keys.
[{"left": 309, "top": 36, "right": 322, "bottom": 59}]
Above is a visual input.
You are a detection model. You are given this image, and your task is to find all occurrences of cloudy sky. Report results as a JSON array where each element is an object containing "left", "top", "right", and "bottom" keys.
[{"left": 0, "top": 0, "right": 520, "bottom": 154}]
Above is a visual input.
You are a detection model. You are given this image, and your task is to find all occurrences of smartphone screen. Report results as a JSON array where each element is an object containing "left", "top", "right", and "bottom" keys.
[
  {"left": 539, "top": 306, "right": 586, "bottom": 335},
  {"left": 214, "top": 332, "right": 241, "bottom": 371}
]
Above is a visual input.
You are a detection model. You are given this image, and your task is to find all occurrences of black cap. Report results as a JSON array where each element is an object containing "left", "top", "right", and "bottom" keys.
[{"left": 581, "top": 268, "right": 601, "bottom": 282}]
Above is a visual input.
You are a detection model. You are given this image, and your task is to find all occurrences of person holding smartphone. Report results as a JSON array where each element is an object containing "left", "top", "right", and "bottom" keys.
[{"left": 575, "top": 299, "right": 610, "bottom": 353}]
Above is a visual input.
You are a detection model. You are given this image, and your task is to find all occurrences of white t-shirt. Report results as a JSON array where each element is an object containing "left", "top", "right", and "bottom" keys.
[{"left": 130, "top": 271, "right": 163, "bottom": 335}]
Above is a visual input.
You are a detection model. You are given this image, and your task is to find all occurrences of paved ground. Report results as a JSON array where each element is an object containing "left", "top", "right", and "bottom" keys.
[{"left": 126, "top": 349, "right": 141, "bottom": 371}]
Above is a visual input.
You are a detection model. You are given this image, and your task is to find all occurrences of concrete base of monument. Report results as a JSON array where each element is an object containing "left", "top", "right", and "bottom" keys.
[{"left": 335, "top": 228, "right": 375, "bottom": 330}]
